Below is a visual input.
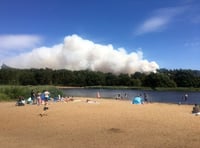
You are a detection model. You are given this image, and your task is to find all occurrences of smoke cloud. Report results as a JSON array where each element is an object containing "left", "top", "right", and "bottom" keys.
[
  {"left": 0, "top": 34, "right": 41, "bottom": 50},
  {"left": 2, "top": 34, "right": 159, "bottom": 74}
]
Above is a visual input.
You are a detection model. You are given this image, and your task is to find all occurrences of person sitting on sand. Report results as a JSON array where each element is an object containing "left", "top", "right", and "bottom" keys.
[
  {"left": 64, "top": 96, "right": 74, "bottom": 102},
  {"left": 86, "top": 99, "right": 99, "bottom": 104},
  {"left": 115, "top": 93, "right": 122, "bottom": 100},
  {"left": 192, "top": 104, "right": 200, "bottom": 115},
  {"left": 16, "top": 96, "right": 25, "bottom": 106}
]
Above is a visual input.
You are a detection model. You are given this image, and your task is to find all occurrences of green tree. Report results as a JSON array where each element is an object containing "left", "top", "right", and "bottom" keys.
[
  {"left": 143, "top": 73, "right": 176, "bottom": 89},
  {"left": 118, "top": 74, "right": 131, "bottom": 86},
  {"left": 105, "top": 73, "right": 119, "bottom": 86},
  {"left": 173, "top": 70, "right": 196, "bottom": 87},
  {"left": 19, "top": 71, "right": 36, "bottom": 85}
]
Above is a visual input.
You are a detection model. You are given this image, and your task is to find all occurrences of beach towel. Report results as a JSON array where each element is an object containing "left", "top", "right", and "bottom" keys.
[{"left": 193, "top": 112, "right": 200, "bottom": 116}]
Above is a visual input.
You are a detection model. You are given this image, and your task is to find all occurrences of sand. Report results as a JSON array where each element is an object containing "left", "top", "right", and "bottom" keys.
[{"left": 0, "top": 98, "right": 200, "bottom": 148}]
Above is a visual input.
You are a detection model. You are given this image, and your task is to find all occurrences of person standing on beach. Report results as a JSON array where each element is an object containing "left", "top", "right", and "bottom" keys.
[
  {"left": 144, "top": 92, "right": 148, "bottom": 103},
  {"left": 36, "top": 91, "right": 41, "bottom": 105},
  {"left": 184, "top": 93, "right": 188, "bottom": 102},
  {"left": 96, "top": 92, "right": 101, "bottom": 99},
  {"left": 31, "top": 90, "right": 36, "bottom": 104},
  {"left": 124, "top": 93, "right": 128, "bottom": 99},
  {"left": 40, "top": 90, "right": 50, "bottom": 117}
]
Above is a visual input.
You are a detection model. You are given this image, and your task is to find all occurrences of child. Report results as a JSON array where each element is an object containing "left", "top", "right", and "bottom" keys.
[
  {"left": 40, "top": 100, "right": 48, "bottom": 117},
  {"left": 40, "top": 90, "right": 50, "bottom": 117}
]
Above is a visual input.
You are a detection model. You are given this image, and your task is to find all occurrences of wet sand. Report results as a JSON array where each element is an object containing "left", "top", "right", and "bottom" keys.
[{"left": 0, "top": 98, "right": 200, "bottom": 148}]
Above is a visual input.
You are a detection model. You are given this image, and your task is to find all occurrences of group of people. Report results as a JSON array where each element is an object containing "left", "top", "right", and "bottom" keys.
[
  {"left": 182, "top": 93, "right": 200, "bottom": 115},
  {"left": 115, "top": 92, "right": 150, "bottom": 104},
  {"left": 16, "top": 90, "right": 200, "bottom": 117},
  {"left": 115, "top": 93, "right": 129, "bottom": 100},
  {"left": 31, "top": 89, "right": 50, "bottom": 117},
  {"left": 30, "top": 90, "right": 50, "bottom": 106},
  {"left": 132, "top": 93, "right": 150, "bottom": 104},
  {"left": 53, "top": 95, "right": 74, "bottom": 103},
  {"left": 16, "top": 89, "right": 51, "bottom": 117}
]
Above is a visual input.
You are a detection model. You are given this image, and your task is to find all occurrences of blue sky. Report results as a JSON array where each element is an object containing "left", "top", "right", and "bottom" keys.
[{"left": 0, "top": 0, "right": 200, "bottom": 73}]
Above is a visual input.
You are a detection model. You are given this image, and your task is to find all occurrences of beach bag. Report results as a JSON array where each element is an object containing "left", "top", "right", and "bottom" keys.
[{"left": 27, "top": 97, "right": 33, "bottom": 104}]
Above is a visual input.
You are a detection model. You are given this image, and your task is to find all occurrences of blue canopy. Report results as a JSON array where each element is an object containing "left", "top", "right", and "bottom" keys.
[{"left": 132, "top": 96, "right": 143, "bottom": 104}]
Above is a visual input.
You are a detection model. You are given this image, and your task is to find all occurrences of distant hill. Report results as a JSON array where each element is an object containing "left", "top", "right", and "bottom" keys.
[{"left": 1, "top": 64, "right": 15, "bottom": 69}]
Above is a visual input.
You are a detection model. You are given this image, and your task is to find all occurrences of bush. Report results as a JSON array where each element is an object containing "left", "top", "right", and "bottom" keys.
[{"left": 0, "top": 93, "right": 11, "bottom": 101}]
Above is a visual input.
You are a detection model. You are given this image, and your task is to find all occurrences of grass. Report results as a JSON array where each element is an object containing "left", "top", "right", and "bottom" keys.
[{"left": 0, "top": 85, "right": 64, "bottom": 101}]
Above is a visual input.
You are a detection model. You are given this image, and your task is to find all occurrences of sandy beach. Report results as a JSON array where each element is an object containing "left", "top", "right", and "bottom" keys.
[{"left": 0, "top": 97, "right": 200, "bottom": 148}]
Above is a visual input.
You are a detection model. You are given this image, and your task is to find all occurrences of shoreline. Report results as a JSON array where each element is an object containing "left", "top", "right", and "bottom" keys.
[
  {"left": 1, "top": 96, "right": 195, "bottom": 106},
  {"left": 56, "top": 85, "right": 200, "bottom": 92},
  {"left": 56, "top": 86, "right": 83, "bottom": 89}
]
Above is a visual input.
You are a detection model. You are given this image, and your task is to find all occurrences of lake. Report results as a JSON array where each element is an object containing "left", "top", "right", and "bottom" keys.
[{"left": 60, "top": 88, "right": 200, "bottom": 104}]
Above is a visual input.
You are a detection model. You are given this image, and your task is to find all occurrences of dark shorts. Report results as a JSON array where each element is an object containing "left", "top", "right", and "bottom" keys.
[
  {"left": 43, "top": 107, "right": 49, "bottom": 111},
  {"left": 44, "top": 97, "right": 49, "bottom": 102}
]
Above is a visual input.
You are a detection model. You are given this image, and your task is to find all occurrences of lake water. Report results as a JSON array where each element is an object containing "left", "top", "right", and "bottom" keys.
[{"left": 60, "top": 88, "right": 200, "bottom": 104}]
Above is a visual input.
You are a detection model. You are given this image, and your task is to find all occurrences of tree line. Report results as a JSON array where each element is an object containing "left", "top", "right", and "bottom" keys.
[{"left": 1, "top": 65, "right": 200, "bottom": 89}]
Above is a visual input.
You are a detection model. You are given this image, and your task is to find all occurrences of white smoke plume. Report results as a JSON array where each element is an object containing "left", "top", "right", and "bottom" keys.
[
  {"left": 2, "top": 34, "right": 159, "bottom": 74},
  {"left": 0, "top": 34, "right": 41, "bottom": 50}
]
